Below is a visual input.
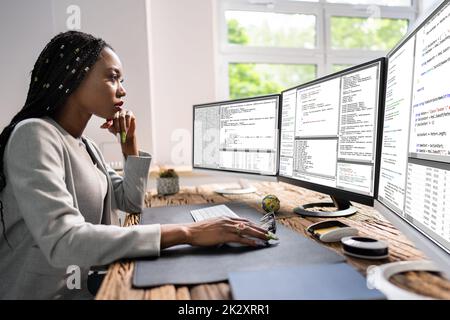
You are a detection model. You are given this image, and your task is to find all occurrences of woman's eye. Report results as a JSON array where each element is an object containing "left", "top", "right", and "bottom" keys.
[{"left": 110, "top": 75, "right": 124, "bottom": 84}]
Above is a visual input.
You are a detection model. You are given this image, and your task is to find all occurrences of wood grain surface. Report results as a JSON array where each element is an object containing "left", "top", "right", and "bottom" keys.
[{"left": 96, "top": 181, "right": 450, "bottom": 300}]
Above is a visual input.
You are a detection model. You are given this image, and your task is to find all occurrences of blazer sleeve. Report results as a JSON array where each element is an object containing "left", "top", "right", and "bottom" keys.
[
  {"left": 4, "top": 120, "right": 161, "bottom": 268},
  {"left": 84, "top": 137, "right": 151, "bottom": 214},
  {"left": 107, "top": 151, "right": 152, "bottom": 213}
]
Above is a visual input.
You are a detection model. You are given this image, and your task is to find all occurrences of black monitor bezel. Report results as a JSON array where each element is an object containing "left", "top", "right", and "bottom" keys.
[
  {"left": 278, "top": 57, "right": 386, "bottom": 207},
  {"left": 376, "top": 0, "right": 450, "bottom": 255},
  {"left": 192, "top": 94, "right": 281, "bottom": 177}
]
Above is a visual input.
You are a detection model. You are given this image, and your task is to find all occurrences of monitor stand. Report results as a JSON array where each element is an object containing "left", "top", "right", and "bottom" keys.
[
  {"left": 215, "top": 179, "right": 257, "bottom": 195},
  {"left": 293, "top": 195, "right": 357, "bottom": 218}
]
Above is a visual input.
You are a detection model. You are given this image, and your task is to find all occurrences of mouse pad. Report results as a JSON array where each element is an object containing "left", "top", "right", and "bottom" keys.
[
  {"left": 229, "top": 263, "right": 385, "bottom": 300},
  {"left": 133, "top": 202, "right": 345, "bottom": 288}
]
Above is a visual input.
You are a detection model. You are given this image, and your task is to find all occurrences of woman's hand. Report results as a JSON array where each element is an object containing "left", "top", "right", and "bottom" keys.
[
  {"left": 100, "top": 108, "right": 138, "bottom": 157},
  {"left": 185, "top": 217, "right": 270, "bottom": 247}
]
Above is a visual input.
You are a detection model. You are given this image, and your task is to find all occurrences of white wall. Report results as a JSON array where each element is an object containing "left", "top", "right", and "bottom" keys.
[
  {"left": 0, "top": 0, "right": 155, "bottom": 168},
  {"left": 0, "top": 0, "right": 54, "bottom": 135},
  {"left": 147, "top": 0, "right": 216, "bottom": 166}
]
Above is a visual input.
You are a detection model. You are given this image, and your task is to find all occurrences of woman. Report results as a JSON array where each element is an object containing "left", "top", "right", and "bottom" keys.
[{"left": 0, "top": 31, "right": 269, "bottom": 299}]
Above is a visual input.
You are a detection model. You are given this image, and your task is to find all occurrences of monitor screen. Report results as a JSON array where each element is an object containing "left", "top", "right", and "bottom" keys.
[
  {"left": 193, "top": 95, "right": 280, "bottom": 176},
  {"left": 377, "top": 1, "right": 450, "bottom": 254},
  {"left": 279, "top": 59, "right": 384, "bottom": 205}
]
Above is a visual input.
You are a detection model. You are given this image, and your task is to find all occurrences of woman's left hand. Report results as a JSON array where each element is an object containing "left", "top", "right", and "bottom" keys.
[{"left": 100, "top": 108, "right": 139, "bottom": 157}]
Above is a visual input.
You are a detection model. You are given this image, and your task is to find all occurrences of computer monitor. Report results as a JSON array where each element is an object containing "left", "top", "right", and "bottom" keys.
[
  {"left": 279, "top": 58, "right": 385, "bottom": 217},
  {"left": 192, "top": 94, "right": 280, "bottom": 194},
  {"left": 374, "top": 0, "right": 450, "bottom": 279}
]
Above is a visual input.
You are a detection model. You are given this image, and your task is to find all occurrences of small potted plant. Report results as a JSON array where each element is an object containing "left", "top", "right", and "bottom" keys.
[{"left": 156, "top": 168, "right": 179, "bottom": 196}]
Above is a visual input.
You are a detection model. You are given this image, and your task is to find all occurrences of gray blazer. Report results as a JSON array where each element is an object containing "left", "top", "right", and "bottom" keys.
[{"left": 0, "top": 117, "right": 160, "bottom": 299}]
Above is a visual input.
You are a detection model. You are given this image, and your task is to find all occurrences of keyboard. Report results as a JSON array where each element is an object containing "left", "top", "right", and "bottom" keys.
[{"left": 190, "top": 204, "right": 240, "bottom": 222}]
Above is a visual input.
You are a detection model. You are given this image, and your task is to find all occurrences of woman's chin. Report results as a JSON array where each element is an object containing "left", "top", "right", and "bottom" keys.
[
  {"left": 102, "top": 110, "right": 117, "bottom": 120},
  {"left": 95, "top": 114, "right": 113, "bottom": 122}
]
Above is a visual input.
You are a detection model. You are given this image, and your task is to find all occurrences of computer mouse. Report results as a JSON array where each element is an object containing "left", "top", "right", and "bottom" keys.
[{"left": 226, "top": 236, "right": 269, "bottom": 247}]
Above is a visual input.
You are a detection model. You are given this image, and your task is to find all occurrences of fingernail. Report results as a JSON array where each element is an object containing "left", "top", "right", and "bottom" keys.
[{"left": 121, "top": 131, "right": 126, "bottom": 144}]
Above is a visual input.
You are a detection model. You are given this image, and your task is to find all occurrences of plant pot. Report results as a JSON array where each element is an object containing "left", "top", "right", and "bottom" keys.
[{"left": 156, "top": 177, "right": 179, "bottom": 195}]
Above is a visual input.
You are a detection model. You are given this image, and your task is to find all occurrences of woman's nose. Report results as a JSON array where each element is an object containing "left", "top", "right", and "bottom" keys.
[{"left": 118, "top": 83, "right": 126, "bottom": 97}]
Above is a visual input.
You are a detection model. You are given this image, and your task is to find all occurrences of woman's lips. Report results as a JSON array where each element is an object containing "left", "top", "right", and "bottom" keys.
[{"left": 113, "top": 101, "right": 123, "bottom": 112}]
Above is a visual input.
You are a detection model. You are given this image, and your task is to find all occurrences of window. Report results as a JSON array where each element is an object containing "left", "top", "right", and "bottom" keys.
[
  {"left": 229, "top": 63, "right": 316, "bottom": 99},
  {"left": 217, "top": 0, "right": 417, "bottom": 99},
  {"left": 226, "top": 11, "right": 316, "bottom": 48},
  {"left": 331, "top": 16, "right": 409, "bottom": 50},
  {"left": 332, "top": 64, "right": 352, "bottom": 72}
]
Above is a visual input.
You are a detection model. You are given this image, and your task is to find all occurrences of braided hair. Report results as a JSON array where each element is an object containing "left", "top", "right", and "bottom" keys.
[{"left": 0, "top": 30, "right": 112, "bottom": 247}]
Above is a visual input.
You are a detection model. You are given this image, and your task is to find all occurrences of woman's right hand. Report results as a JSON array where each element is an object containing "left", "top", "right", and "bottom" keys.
[{"left": 185, "top": 217, "right": 270, "bottom": 247}]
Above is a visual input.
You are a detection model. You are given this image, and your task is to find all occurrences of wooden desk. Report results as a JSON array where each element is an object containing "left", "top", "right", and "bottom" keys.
[{"left": 96, "top": 181, "right": 450, "bottom": 300}]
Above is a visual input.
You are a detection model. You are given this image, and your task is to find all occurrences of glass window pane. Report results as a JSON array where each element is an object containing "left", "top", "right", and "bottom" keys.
[
  {"left": 327, "top": 0, "right": 411, "bottom": 6},
  {"left": 229, "top": 63, "right": 316, "bottom": 99},
  {"left": 331, "top": 16, "right": 408, "bottom": 50},
  {"left": 332, "top": 64, "right": 353, "bottom": 73},
  {"left": 226, "top": 11, "right": 316, "bottom": 48}
]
